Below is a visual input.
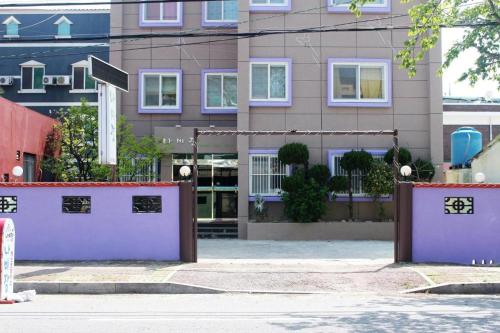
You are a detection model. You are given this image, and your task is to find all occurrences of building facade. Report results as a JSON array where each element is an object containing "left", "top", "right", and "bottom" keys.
[
  {"left": 0, "top": 8, "right": 109, "bottom": 116},
  {"left": 0, "top": 97, "right": 59, "bottom": 182},
  {"left": 110, "top": 0, "right": 443, "bottom": 237}
]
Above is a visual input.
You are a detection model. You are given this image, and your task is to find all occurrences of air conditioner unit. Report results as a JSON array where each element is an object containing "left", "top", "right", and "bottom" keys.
[
  {"left": 43, "top": 75, "right": 57, "bottom": 85},
  {"left": 55, "top": 76, "right": 71, "bottom": 86},
  {"left": 0, "top": 76, "right": 13, "bottom": 86}
]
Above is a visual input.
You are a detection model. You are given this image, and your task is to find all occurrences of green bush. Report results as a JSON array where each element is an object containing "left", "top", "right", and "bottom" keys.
[
  {"left": 364, "top": 160, "right": 394, "bottom": 220},
  {"left": 278, "top": 143, "right": 309, "bottom": 166},
  {"left": 308, "top": 164, "right": 331, "bottom": 184},
  {"left": 412, "top": 159, "right": 435, "bottom": 182},
  {"left": 282, "top": 179, "right": 328, "bottom": 222},
  {"left": 329, "top": 175, "right": 348, "bottom": 193},
  {"left": 384, "top": 147, "right": 412, "bottom": 166},
  {"left": 282, "top": 170, "right": 306, "bottom": 193}
]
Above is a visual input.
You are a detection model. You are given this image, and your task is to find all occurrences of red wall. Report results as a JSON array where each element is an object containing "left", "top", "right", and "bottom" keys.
[{"left": 0, "top": 98, "right": 59, "bottom": 182}]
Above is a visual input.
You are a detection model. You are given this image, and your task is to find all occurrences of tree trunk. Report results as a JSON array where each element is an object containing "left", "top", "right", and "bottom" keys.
[{"left": 348, "top": 171, "right": 353, "bottom": 220}]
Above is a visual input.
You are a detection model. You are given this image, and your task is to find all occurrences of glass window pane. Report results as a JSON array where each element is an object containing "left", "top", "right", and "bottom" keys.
[
  {"left": 207, "top": 1, "right": 223, "bottom": 20},
  {"left": 73, "top": 67, "right": 84, "bottom": 90},
  {"left": 270, "top": 0, "right": 285, "bottom": 4},
  {"left": 207, "top": 75, "right": 222, "bottom": 107},
  {"left": 270, "top": 65, "right": 286, "bottom": 99},
  {"left": 360, "top": 66, "right": 384, "bottom": 99},
  {"left": 33, "top": 67, "right": 44, "bottom": 89},
  {"left": 7, "top": 23, "right": 18, "bottom": 36},
  {"left": 334, "top": 0, "right": 351, "bottom": 5},
  {"left": 333, "top": 65, "right": 357, "bottom": 99},
  {"left": 144, "top": 75, "right": 160, "bottom": 107},
  {"left": 223, "top": 0, "right": 238, "bottom": 20},
  {"left": 161, "top": 76, "right": 177, "bottom": 106},
  {"left": 22, "top": 67, "right": 32, "bottom": 90},
  {"left": 252, "top": 0, "right": 267, "bottom": 4},
  {"left": 223, "top": 75, "right": 237, "bottom": 107},
  {"left": 84, "top": 67, "right": 96, "bottom": 90},
  {"left": 251, "top": 64, "right": 268, "bottom": 99},
  {"left": 145, "top": 3, "right": 161, "bottom": 20},
  {"left": 163, "top": 3, "right": 178, "bottom": 21},
  {"left": 58, "top": 22, "right": 70, "bottom": 36}
]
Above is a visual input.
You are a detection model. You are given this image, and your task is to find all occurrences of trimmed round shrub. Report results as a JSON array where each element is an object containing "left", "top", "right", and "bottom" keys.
[
  {"left": 340, "top": 150, "right": 373, "bottom": 174},
  {"left": 282, "top": 180, "right": 328, "bottom": 222},
  {"left": 412, "top": 158, "right": 435, "bottom": 182},
  {"left": 281, "top": 171, "right": 306, "bottom": 193},
  {"left": 308, "top": 164, "right": 331, "bottom": 184},
  {"left": 278, "top": 143, "right": 309, "bottom": 166},
  {"left": 384, "top": 147, "right": 412, "bottom": 166},
  {"left": 329, "top": 175, "right": 348, "bottom": 193}
]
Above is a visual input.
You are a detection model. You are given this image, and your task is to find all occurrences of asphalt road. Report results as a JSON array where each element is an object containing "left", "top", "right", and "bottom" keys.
[{"left": 1, "top": 294, "right": 500, "bottom": 333}]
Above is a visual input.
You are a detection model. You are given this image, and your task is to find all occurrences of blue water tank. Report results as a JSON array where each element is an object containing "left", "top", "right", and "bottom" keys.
[{"left": 451, "top": 127, "right": 482, "bottom": 167}]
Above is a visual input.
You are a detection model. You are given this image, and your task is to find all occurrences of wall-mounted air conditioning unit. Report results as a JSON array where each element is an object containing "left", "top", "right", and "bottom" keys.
[
  {"left": 55, "top": 76, "right": 71, "bottom": 86},
  {"left": 43, "top": 75, "right": 57, "bottom": 85},
  {"left": 0, "top": 76, "right": 14, "bottom": 86}
]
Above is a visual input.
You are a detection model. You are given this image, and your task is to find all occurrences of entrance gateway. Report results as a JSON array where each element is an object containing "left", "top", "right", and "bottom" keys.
[{"left": 192, "top": 129, "right": 405, "bottom": 263}]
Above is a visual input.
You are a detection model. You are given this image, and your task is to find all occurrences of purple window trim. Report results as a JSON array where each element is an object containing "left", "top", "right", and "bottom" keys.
[
  {"left": 249, "top": 0, "right": 291, "bottom": 12},
  {"left": 249, "top": 58, "right": 293, "bottom": 107},
  {"left": 327, "top": 0, "right": 391, "bottom": 13},
  {"left": 201, "top": 2, "right": 238, "bottom": 28},
  {"left": 138, "top": 69, "right": 183, "bottom": 114},
  {"left": 139, "top": 3, "right": 183, "bottom": 27},
  {"left": 327, "top": 58, "right": 392, "bottom": 108},
  {"left": 201, "top": 69, "right": 238, "bottom": 114},
  {"left": 327, "top": 149, "right": 389, "bottom": 202},
  {"left": 249, "top": 195, "right": 283, "bottom": 202}
]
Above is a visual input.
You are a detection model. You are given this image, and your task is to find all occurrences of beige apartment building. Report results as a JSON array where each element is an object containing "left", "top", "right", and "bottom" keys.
[{"left": 110, "top": 0, "right": 443, "bottom": 238}]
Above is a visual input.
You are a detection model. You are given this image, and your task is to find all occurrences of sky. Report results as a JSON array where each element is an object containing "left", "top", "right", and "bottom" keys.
[{"left": 5, "top": 1, "right": 499, "bottom": 99}]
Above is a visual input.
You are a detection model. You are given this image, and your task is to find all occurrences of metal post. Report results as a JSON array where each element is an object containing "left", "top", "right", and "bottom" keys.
[
  {"left": 192, "top": 128, "right": 199, "bottom": 262},
  {"left": 393, "top": 129, "right": 399, "bottom": 263}
]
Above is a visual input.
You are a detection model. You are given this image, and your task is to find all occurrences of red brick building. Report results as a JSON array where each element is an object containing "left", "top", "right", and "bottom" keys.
[{"left": 0, "top": 97, "right": 59, "bottom": 182}]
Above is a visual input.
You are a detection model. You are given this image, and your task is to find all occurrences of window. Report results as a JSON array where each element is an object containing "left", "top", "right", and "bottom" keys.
[
  {"left": 202, "top": 70, "right": 238, "bottom": 113},
  {"left": 328, "top": 0, "right": 390, "bottom": 13},
  {"left": 249, "top": 153, "right": 288, "bottom": 197},
  {"left": 139, "top": 69, "right": 182, "bottom": 114},
  {"left": 250, "top": 59, "right": 292, "bottom": 107},
  {"left": 329, "top": 150, "right": 386, "bottom": 197},
  {"left": 328, "top": 59, "right": 391, "bottom": 107},
  {"left": 250, "top": 0, "right": 291, "bottom": 12},
  {"left": 23, "top": 153, "right": 36, "bottom": 182},
  {"left": 140, "top": 2, "right": 182, "bottom": 27},
  {"left": 72, "top": 66, "right": 97, "bottom": 91},
  {"left": 20, "top": 62, "right": 45, "bottom": 92},
  {"left": 54, "top": 16, "right": 72, "bottom": 38},
  {"left": 3, "top": 16, "right": 20, "bottom": 37},
  {"left": 204, "top": 0, "right": 238, "bottom": 25}
]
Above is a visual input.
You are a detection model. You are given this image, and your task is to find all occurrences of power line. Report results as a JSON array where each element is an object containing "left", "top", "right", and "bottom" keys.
[{"left": 0, "top": 0, "right": 222, "bottom": 8}]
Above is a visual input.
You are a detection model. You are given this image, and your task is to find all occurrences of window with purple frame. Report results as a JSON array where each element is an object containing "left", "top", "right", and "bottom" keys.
[
  {"left": 138, "top": 69, "right": 182, "bottom": 114},
  {"left": 250, "top": 0, "right": 291, "bottom": 12},
  {"left": 327, "top": 0, "right": 390, "bottom": 13},
  {"left": 249, "top": 59, "right": 292, "bottom": 107},
  {"left": 140, "top": 2, "right": 182, "bottom": 27},
  {"left": 202, "top": 70, "right": 238, "bottom": 114}
]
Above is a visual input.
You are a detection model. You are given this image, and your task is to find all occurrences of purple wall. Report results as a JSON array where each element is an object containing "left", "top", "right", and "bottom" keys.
[
  {"left": 412, "top": 187, "right": 500, "bottom": 265},
  {"left": 0, "top": 184, "right": 180, "bottom": 261}
]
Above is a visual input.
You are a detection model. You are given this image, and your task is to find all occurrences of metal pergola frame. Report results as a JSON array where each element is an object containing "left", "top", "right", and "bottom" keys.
[{"left": 192, "top": 129, "right": 401, "bottom": 262}]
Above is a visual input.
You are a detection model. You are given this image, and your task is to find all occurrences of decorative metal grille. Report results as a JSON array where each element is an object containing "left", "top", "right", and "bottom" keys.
[
  {"left": 62, "top": 196, "right": 91, "bottom": 214},
  {"left": 0, "top": 196, "right": 17, "bottom": 213},
  {"left": 132, "top": 196, "right": 162, "bottom": 213},
  {"left": 445, "top": 197, "right": 474, "bottom": 215}
]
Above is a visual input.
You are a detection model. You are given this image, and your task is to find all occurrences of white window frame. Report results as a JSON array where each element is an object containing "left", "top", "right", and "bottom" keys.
[
  {"left": 3, "top": 16, "right": 20, "bottom": 38},
  {"left": 141, "top": 2, "right": 181, "bottom": 23},
  {"left": 330, "top": 61, "right": 389, "bottom": 104},
  {"left": 204, "top": 1, "right": 238, "bottom": 23},
  {"left": 329, "top": 0, "right": 387, "bottom": 8},
  {"left": 249, "top": 154, "right": 289, "bottom": 197},
  {"left": 70, "top": 65, "right": 97, "bottom": 93},
  {"left": 249, "top": 61, "right": 289, "bottom": 102},
  {"left": 204, "top": 72, "right": 238, "bottom": 110},
  {"left": 19, "top": 65, "right": 46, "bottom": 93},
  {"left": 330, "top": 150, "right": 387, "bottom": 197},
  {"left": 140, "top": 71, "right": 180, "bottom": 110},
  {"left": 250, "top": 0, "right": 289, "bottom": 7}
]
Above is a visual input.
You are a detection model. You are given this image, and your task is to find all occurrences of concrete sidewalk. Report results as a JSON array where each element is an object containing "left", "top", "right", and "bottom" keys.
[{"left": 13, "top": 240, "right": 500, "bottom": 294}]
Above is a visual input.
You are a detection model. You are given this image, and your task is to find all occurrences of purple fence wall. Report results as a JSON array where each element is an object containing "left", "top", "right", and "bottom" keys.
[
  {"left": 412, "top": 184, "right": 500, "bottom": 265},
  {"left": 0, "top": 183, "right": 186, "bottom": 261}
]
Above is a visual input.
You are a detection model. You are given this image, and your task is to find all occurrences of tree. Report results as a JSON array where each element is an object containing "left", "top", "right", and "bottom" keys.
[
  {"left": 384, "top": 147, "right": 413, "bottom": 166},
  {"left": 340, "top": 150, "right": 373, "bottom": 220},
  {"left": 364, "top": 160, "right": 394, "bottom": 220},
  {"left": 278, "top": 143, "right": 309, "bottom": 173},
  {"left": 43, "top": 100, "right": 108, "bottom": 181},
  {"left": 349, "top": 0, "right": 500, "bottom": 87},
  {"left": 411, "top": 158, "right": 436, "bottom": 182},
  {"left": 43, "top": 100, "right": 169, "bottom": 182}
]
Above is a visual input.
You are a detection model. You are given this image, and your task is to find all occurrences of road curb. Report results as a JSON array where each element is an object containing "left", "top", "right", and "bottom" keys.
[
  {"left": 14, "top": 282, "right": 225, "bottom": 295},
  {"left": 404, "top": 282, "right": 500, "bottom": 295}
]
